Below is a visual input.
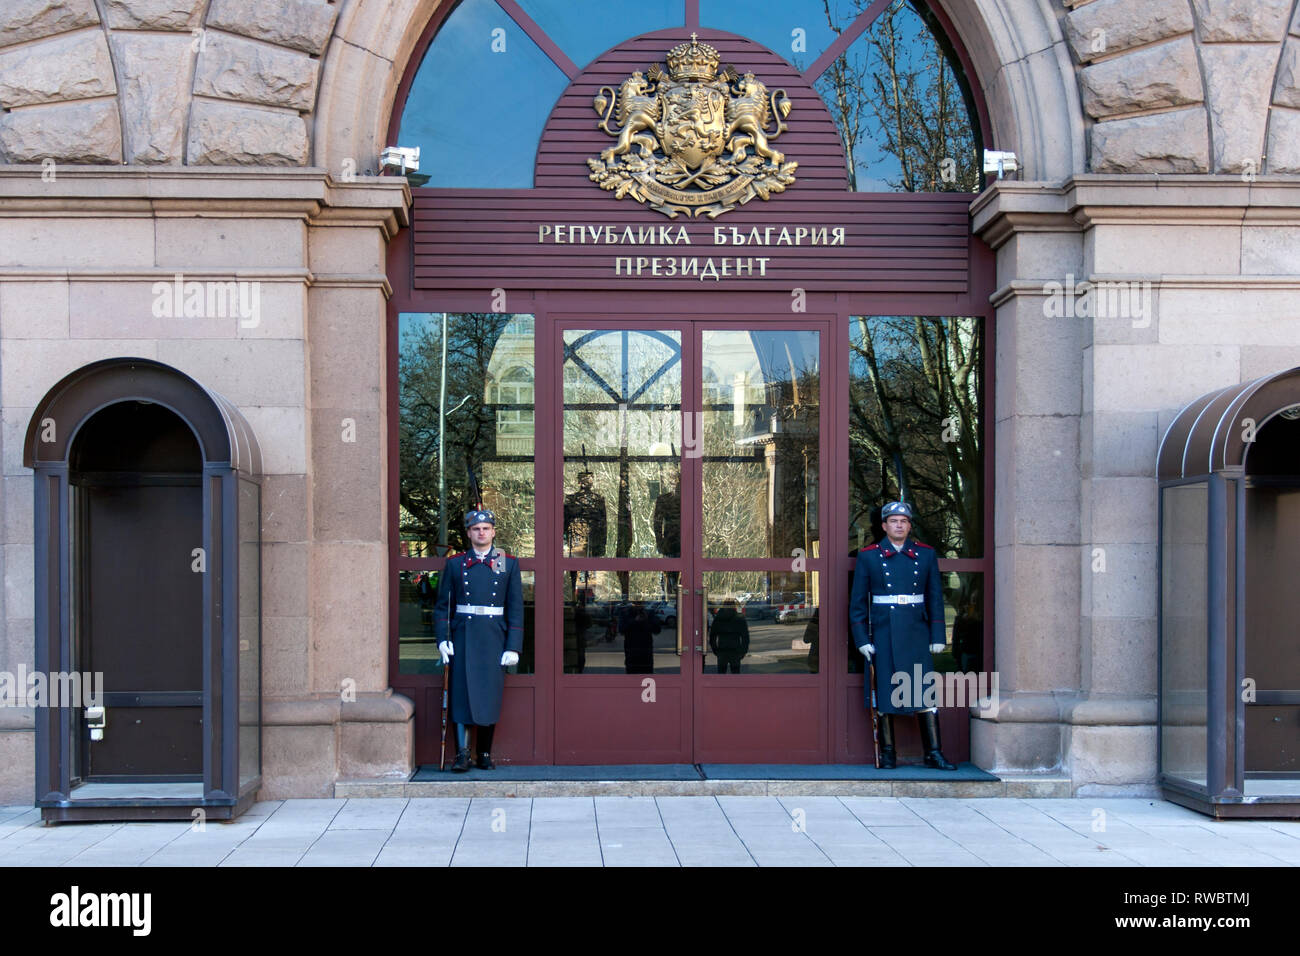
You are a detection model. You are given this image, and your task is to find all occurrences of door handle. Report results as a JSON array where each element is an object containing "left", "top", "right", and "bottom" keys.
[
  {"left": 675, "top": 588, "right": 683, "bottom": 656},
  {"left": 86, "top": 705, "right": 106, "bottom": 742},
  {"left": 697, "top": 586, "right": 707, "bottom": 654}
]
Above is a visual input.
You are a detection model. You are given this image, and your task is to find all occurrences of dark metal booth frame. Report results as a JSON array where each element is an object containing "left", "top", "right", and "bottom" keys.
[
  {"left": 1157, "top": 366, "right": 1300, "bottom": 818},
  {"left": 24, "top": 358, "right": 263, "bottom": 822}
]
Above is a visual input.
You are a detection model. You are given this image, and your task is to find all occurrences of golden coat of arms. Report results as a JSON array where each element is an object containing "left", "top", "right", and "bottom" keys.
[{"left": 587, "top": 35, "right": 797, "bottom": 219}]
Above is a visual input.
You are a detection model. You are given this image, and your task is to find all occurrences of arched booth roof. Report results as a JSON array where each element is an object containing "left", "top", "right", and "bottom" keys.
[
  {"left": 1157, "top": 367, "right": 1300, "bottom": 481},
  {"left": 23, "top": 357, "right": 262, "bottom": 477}
]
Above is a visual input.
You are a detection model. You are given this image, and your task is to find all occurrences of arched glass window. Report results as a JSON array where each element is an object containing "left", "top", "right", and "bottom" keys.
[
  {"left": 515, "top": 0, "right": 680, "bottom": 67},
  {"left": 699, "top": 0, "right": 855, "bottom": 68},
  {"left": 396, "top": 0, "right": 983, "bottom": 192},
  {"left": 814, "top": 0, "right": 981, "bottom": 191},
  {"left": 396, "top": 0, "right": 569, "bottom": 187}
]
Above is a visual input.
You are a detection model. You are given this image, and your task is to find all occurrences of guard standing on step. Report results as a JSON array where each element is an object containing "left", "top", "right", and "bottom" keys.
[
  {"left": 434, "top": 508, "right": 524, "bottom": 772},
  {"left": 849, "top": 500, "right": 957, "bottom": 770}
]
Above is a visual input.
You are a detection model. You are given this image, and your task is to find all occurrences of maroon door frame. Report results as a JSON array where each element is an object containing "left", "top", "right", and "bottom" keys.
[
  {"left": 546, "top": 315, "right": 834, "bottom": 763},
  {"left": 387, "top": 276, "right": 995, "bottom": 767},
  {"left": 550, "top": 317, "right": 692, "bottom": 763},
  {"left": 686, "top": 317, "right": 832, "bottom": 764}
]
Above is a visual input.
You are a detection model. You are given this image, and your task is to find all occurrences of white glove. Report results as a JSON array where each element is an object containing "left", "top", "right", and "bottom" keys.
[
  {"left": 501, "top": 650, "right": 519, "bottom": 667},
  {"left": 929, "top": 643, "right": 945, "bottom": 654},
  {"left": 858, "top": 644, "right": 873, "bottom": 659},
  {"left": 438, "top": 641, "right": 454, "bottom": 663}
]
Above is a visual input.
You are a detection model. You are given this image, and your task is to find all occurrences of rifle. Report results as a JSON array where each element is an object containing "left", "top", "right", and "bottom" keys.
[
  {"left": 439, "top": 658, "right": 452, "bottom": 771},
  {"left": 867, "top": 656, "right": 881, "bottom": 769},
  {"left": 466, "top": 460, "right": 483, "bottom": 511}
]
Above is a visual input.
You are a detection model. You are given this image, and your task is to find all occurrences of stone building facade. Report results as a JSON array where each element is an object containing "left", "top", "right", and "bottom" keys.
[{"left": 1, "top": 0, "right": 1298, "bottom": 803}]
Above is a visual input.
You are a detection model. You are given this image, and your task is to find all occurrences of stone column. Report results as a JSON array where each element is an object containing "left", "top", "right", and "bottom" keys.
[
  {"left": 971, "top": 183, "right": 1086, "bottom": 782},
  {"left": 260, "top": 176, "right": 413, "bottom": 798}
]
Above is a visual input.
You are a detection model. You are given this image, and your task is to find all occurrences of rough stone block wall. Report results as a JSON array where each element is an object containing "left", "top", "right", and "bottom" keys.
[
  {"left": 1063, "top": 0, "right": 1300, "bottom": 174},
  {"left": 0, "top": 0, "right": 340, "bottom": 165}
]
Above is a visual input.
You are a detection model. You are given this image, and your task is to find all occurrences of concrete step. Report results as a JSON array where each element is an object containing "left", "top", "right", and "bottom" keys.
[{"left": 336, "top": 772, "right": 1072, "bottom": 799}]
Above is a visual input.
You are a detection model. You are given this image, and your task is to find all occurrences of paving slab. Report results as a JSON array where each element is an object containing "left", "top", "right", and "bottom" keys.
[
  {"left": 838, "top": 796, "right": 926, "bottom": 827},
  {"left": 597, "top": 826, "right": 679, "bottom": 867},
  {"left": 529, "top": 796, "right": 596, "bottom": 823},
  {"left": 297, "top": 828, "right": 390, "bottom": 866},
  {"left": 450, "top": 798, "right": 530, "bottom": 867},
  {"left": 328, "top": 798, "right": 408, "bottom": 830},
  {"left": 1138, "top": 824, "right": 1294, "bottom": 866},
  {"left": 373, "top": 839, "right": 459, "bottom": 867},
  {"left": 868, "top": 824, "right": 988, "bottom": 866},
  {"left": 1193, "top": 821, "right": 1300, "bottom": 862},
  {"left": 594, "top": 795, "right": 667, "bottom": 829},
  {"left": 672, "top": 843, "right": 756, "bottom": 866},
  {"left": 63, "top": 822, "right": 190, "bottom": 866}
]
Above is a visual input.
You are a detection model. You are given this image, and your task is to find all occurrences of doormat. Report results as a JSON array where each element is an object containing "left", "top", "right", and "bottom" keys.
[
  {"left": 411, "top": 763, "right": 997, "bottom": 781},
  {"left": 699, "top": 763, "right": 998, "bottom": 781},
  {"left": 411, "top": 764, "right": 703, "bottom": 781}
]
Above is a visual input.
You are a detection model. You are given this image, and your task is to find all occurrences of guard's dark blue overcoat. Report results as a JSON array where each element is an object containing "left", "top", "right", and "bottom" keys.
[
  {"left": 849, "top": 537, "right": 945, "bottom": 715},
  {"left": 433, "top": 548, "right": 524, "bottom": 725}
]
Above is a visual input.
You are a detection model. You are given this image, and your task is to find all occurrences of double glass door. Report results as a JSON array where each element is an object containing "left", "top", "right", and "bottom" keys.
[{"left": 555, "top": 319, "right": 827, "bottom": 763}]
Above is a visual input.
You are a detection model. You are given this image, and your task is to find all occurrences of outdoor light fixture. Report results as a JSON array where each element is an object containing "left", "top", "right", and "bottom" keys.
[
  {"left": 983, "top": 149, "right": 1019, "bottom": 179},
  {"left": 380, "top": 145, "right": 421, "bottom": 174}
]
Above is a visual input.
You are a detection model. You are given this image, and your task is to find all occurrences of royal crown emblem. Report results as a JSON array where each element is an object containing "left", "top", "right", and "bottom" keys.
[{"left": 587, "top": 35, "right": 797, "bottom": 219}]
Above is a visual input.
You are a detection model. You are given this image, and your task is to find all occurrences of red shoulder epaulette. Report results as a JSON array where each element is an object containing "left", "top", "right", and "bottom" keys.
[
  {"left": 862, "top": 543, "right": 879, "bottom": 552},
  {"left": 914, "top": 541, "right": 933, "bottom": 549}
]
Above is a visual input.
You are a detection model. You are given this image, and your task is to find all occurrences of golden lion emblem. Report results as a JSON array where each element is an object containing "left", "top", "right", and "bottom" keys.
[{"left": 587, "top": 36, "right": 797, "bottom": 219}]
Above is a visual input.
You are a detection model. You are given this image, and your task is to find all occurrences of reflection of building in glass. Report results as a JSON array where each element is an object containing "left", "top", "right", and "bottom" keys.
[
  {"left": 702, "top": 331, "right": 820, "bottom": 563},
  {"left": 562, "top": 330, "right": 682, "bottom": 558}
]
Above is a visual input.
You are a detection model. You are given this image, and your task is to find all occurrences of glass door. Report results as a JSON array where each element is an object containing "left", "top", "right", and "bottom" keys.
[
  {"left": 554, "top": 319, "right": 828, "bottom": 763},
  {"left": 556, "top": 321, "right": 693, "bottom": 762},
  {"left": 691, "top": 323, "right": 828, "bottom": 763}
]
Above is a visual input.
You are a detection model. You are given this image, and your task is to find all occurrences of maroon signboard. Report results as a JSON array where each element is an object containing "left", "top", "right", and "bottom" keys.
[{"left": 411, "top": 31, "right": 974, "bottom": 295}]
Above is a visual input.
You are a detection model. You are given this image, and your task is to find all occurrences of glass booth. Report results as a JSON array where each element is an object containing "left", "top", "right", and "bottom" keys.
[{"left": 1157, "top": 367, "right": 1300, "bottom": 818}]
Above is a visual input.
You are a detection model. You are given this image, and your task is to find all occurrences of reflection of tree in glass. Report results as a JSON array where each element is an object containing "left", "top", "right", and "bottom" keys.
[
  {"left": 702, "top": 405, "right": 766, "bottom": 559},
  {"left": 399, "top": 313, "right": 534, "bottom": 554},
  {"left": 815, "top": 0, "right": 978, "bottom": 192},
  {"left": 563, "top": 331, "right": 681, "bottom": 559},
  {"left": 850, "top": 315, "right": 981, "bottom": 559}
]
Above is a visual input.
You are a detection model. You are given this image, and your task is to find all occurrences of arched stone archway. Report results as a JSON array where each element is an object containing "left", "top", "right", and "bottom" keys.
[{"left": 310, "top": 0, "right": 1086, "bottom": 181}]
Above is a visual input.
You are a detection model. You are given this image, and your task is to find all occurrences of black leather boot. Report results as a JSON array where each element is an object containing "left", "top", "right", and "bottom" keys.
[
  {"left": 877, "top": 714, "right": 896, "bottom": 769},
  {"left": 919, "top": 711, "right": 957, "bottom": 770},
  {"left": 451, "top": 747, "right": 472, "bottom": 773},
  {"left": 475, "top": 724, "right": 495, "bottom": 769}
]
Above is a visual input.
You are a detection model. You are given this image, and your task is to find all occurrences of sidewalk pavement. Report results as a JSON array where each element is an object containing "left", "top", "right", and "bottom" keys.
[{"left": 1, "top": 796, "right": 1298, "bottom": 867}]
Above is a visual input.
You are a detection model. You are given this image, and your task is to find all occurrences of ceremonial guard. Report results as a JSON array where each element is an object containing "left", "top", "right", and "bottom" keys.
[
  {"left": 849, "top": 501, "right": 957, "bottom": 770},
  {"left": 434, "top": 508, "right": 524, "bottom": 772}
]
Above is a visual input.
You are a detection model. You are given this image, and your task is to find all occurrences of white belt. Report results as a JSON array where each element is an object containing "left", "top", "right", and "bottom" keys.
[
  {"left": 456, "top": 604, "right": 504, "bottom": 616},
  {"left": 873, "top": 594, "right": 924, "bottom": 605}
]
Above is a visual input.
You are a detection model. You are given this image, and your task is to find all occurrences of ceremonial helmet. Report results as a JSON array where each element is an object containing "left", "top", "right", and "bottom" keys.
[
  {"left": 881, "top": 500, "right": 913, "bottom": 520},
  {"left": 464, "top": 508, "right": 496, "bottom": 528}
]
